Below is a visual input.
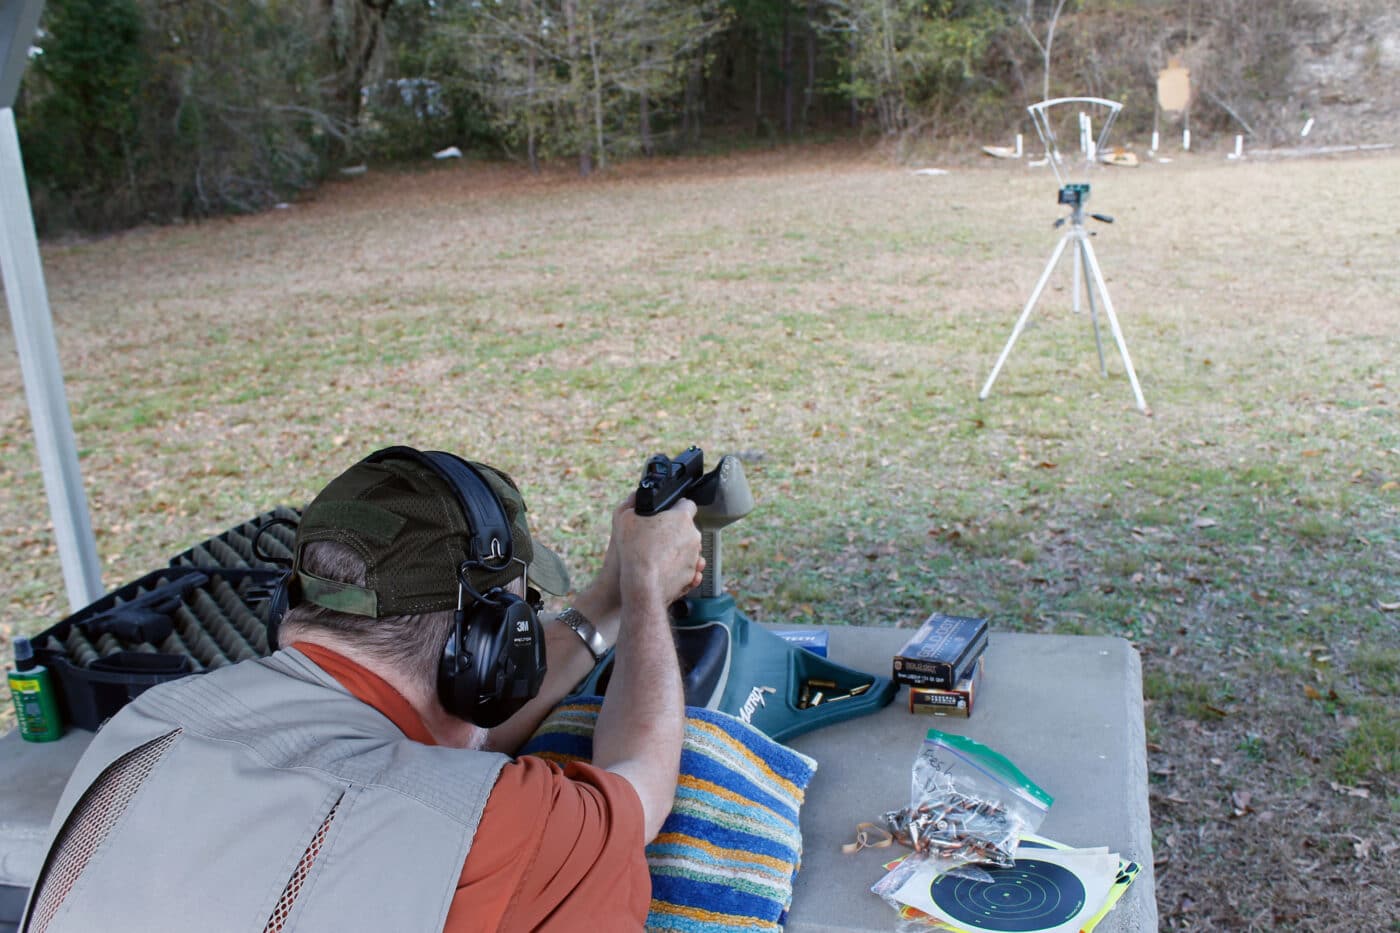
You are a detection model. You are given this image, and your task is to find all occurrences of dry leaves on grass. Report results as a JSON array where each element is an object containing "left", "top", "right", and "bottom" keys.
[{"left": 1328, "top": 781, "right": 1371, "bottom": 800}]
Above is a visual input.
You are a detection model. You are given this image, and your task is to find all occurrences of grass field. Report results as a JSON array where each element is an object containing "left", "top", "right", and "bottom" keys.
[{"left": 2, "top": 144, "right": 1396, "bottom": 929}]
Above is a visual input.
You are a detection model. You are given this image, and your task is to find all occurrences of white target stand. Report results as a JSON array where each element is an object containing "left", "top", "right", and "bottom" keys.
[{"left": 980, "top": 97, "right": 1149, "bottom": 415}]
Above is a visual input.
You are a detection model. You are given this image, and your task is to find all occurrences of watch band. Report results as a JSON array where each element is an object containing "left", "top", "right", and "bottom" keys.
[{"left": 557, "top": 607, "right": 609, "bottom": 662}]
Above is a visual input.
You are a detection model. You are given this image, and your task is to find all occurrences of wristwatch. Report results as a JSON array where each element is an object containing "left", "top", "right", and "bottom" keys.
[{"left": 557, "top": 607, "right": 609, "bottom": 662}]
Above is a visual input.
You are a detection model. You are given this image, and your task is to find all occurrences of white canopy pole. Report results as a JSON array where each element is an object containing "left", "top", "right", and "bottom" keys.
[
  {"left": 0, "top": 0, "right": 45, "bottom": 110},
  {"left": 0, "top": 0, "right": 103, "bottom": 611},
  {"left": 0, "top": 106, "right": 103, "bottom": 610}
]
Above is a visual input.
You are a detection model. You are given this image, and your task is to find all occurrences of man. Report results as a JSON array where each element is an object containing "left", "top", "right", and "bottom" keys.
[{"left": 23, "top": 447, "right": 704, "bottom": 932}]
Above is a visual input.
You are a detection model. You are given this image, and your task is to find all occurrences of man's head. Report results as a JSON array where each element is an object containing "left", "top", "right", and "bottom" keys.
[{"left": 278, "top": 447, "right": 570, "bottom": 699}]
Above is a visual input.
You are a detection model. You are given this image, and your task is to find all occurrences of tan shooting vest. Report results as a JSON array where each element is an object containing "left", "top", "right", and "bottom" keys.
[{"left": 23, "top": 648, "right": 507, "bottom": 933}]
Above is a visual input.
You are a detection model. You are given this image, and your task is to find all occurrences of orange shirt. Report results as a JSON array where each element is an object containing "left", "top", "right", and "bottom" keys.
[{"left": 293, "top": 643, "right": 651, "bottom": 932}]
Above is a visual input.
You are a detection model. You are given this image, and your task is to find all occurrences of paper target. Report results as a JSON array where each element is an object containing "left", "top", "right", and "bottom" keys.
[{"left": 927, "top": 859, "right": 1086, "bottom": 932}]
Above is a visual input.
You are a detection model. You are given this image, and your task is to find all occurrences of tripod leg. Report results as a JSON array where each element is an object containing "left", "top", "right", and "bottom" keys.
[
  {"left": 1078, "top": 237, "right": 1108, "bottom": 376},
  {"left": 1080, "top": 237, "right": 1149, "bottom": 413},
  {"left": 1072, "top": 237, "right": 1083, "bottom": 314},
  {"left": 980, "top": 233, "right": 1072, "bottom": 401}
]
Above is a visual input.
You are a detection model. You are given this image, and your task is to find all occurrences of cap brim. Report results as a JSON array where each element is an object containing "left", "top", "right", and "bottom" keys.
[{"left": 527, "top": 543, "right": 571, "bottom": 596}]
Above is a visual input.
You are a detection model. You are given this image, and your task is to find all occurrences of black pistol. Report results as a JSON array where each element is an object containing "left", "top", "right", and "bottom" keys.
[
  {"left": 636, "top": 446, "right": 758, "bottom": 609},
  {"left": 635, "top": 446, "right": 707, "bottom": 516},
  {"left": 80, "top": 572, "right": 210, "bottom": 644}
]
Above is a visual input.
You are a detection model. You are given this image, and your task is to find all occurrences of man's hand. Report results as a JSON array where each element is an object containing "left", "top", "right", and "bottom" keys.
[
  {"left": 586, "top": 494, "right": 704, "bottom": 621},
  {"left": 614, "top": 495, "right": 704, "bottom": 611}
]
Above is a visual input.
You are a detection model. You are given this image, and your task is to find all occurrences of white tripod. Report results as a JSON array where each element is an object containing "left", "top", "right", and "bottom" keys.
[{"left": 979, "top": 98, "right": 1149, "bottom": 415}]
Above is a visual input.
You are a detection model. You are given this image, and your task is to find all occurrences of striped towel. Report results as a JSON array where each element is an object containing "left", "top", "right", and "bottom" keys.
[{"left": 521, "top": 698, "right": 818, "bottom": 932}]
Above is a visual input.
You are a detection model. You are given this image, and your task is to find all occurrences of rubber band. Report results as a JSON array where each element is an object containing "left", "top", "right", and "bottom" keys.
[{"left": 841, "top": 821, "right": 894, "bottom": 854}]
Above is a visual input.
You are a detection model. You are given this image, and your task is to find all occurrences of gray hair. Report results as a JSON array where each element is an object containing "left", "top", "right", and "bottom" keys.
[{"left": 278, "top": 540, "right": 456, "bottom": 685}]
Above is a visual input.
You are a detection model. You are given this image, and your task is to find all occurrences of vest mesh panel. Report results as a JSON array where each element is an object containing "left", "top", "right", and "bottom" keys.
[
  {"left": 265, "top": 797, "right": 342, "bottom": 933},
  {"left": 26, "top": 730, "right": 181, "bottom": 933}
]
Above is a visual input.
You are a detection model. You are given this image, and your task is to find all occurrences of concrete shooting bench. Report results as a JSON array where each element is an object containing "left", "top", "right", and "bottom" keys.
[{"left": 0, "top": 628, "right": 1156, "bottom": 932}]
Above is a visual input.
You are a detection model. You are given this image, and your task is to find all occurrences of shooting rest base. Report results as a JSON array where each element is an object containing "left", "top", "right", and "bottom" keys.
[{"left": 569, "top": 594, "right": 898, "bottom": 743}]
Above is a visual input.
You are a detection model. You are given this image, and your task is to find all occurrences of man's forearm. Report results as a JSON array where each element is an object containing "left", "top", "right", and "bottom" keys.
[{"left": 592, "top": 595, "right": 685, "bottom": 840}]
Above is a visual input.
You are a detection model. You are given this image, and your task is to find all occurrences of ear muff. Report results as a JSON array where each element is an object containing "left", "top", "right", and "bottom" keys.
[
  {"left": 437, "top": 585, "right": 546, "bottom": 727},
  {"left": 252, "top": 516, "right": 299, "bottom": 654},
  {"left": 263, "top": 571, "right": 291, "bottom": 653}
]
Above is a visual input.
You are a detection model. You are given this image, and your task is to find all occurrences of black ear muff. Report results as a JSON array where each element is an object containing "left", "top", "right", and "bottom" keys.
[
  {"left": 438, "top": 588, "right": 546, "bottom": 728},
  {"left": 252, "top": 516, "right": 299, "bottom": 654},
  {"left": 263, "top": 572, "right": 291, "bottom": 653}
]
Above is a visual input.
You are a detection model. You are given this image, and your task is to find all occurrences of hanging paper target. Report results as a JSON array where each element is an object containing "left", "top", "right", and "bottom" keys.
[{"left": 928, "top": 858, "right": 1086, "bottom": 932}]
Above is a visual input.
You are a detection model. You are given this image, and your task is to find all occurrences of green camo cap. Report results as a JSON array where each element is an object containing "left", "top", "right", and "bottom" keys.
[{"left": 289, "top": 448, "right": 571, "bottom": 618}]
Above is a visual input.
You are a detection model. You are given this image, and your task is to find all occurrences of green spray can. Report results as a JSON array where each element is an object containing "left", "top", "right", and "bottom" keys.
[{"left": 9, "top": 637, "right": 63, "bottom": 742}]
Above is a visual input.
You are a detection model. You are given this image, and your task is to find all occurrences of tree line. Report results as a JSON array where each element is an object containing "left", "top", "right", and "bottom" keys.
[{"left": 19, "top": 0, "right": 1306, "bottom": 232}]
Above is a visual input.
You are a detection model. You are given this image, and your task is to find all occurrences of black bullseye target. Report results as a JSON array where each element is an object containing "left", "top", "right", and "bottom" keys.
[{"left": 928, "top": 858, "right": 1086, "bottom": 932}]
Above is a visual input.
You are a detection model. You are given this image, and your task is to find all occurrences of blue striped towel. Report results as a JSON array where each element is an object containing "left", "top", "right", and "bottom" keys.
[{"left": 521, "top": 697, "right": 818, "bottom": 932}]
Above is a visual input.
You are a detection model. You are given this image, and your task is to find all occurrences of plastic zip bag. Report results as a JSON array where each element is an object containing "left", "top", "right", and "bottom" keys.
[{"left": 873, "top": 729, "right": 1053, "bottom": 912}]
